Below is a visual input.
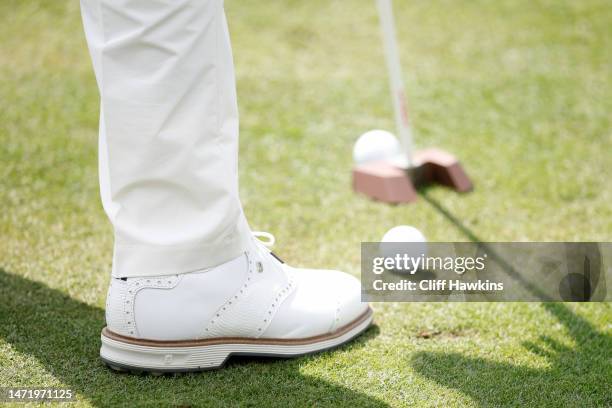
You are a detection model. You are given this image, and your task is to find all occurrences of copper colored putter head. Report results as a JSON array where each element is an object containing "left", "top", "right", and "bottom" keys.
[{"left": 352, "top": 148, "right": 473, "bottom": 204}]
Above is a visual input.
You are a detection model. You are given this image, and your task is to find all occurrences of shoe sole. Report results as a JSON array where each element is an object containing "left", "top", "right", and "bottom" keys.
[{"left": 100, "top": 307, "right": 373, "bottom": 373}]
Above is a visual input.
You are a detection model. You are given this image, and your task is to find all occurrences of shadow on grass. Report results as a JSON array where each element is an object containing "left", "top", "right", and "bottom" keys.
[
  {"left": 0, "top": 269, "right": 387, "bottom": 407},
  {"left": 421, "top": 190, "right": 555, "bottom": 300},
  {"left": 416, "top": 190, "right": 612, "bottom": 406},
  {"left": 420, "top": 189, "right": 480, "bottom": 243},
  {"left": 411, "top": 302, "right": 612, "bottom": 406}
]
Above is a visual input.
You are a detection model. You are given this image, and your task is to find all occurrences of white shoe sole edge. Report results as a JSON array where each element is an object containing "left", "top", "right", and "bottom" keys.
[{"left": 100, "top": 308, "right": 373, "bottom": 373}]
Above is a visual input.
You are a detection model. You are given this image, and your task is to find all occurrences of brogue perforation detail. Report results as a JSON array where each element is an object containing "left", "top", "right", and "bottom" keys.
[
  {"left": 122, "top": 275, "right": 182, "bottom": 337},
  {"left": 258, "top": 273, "right": 296, "bottom": 333},
  {"left": 203, "top": 251, "right": 255, "bottom": 335}
]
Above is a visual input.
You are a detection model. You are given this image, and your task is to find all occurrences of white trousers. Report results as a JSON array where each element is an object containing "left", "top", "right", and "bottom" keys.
[{"left": 80, "top": 0, "right": 251, "bottom": 278}]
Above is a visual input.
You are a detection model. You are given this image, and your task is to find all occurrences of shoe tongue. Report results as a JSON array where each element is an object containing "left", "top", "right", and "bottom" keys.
[{"left": 269, "top": 251, "right": 285, "bottom": 264}]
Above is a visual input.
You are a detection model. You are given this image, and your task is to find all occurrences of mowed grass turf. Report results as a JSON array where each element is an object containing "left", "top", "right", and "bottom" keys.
[{"left": 1, "top": 0, "right": 610, "bottom": 406}]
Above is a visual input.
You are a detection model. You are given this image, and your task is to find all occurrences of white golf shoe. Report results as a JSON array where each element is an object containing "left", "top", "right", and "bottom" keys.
[{"left": 100, "top": 233, "right": 373, "bottom": 372}]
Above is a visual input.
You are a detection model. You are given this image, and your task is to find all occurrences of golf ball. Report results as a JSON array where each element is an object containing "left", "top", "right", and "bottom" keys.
[
  {"left": 380, "top": 226, "right": 428, "bottom": 272},
  {"left": 353, "top": 129, "right": 401, "bottom": 165}
]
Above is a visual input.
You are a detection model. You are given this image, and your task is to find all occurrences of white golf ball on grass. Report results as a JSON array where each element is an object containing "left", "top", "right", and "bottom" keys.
[
  {"left": 352, "top": 129, "right": 402, "bottom": 165},
  {"left": 380, "top": 225, "right": 428, "bottom": 273}
]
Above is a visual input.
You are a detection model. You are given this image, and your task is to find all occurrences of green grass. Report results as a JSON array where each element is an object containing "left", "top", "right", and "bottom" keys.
[{"left": 0, "top": 0, "right": 610, "bottom": 406}]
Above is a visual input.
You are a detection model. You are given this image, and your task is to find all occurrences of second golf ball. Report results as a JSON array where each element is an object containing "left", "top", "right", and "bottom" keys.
[{"left": 380, "top": 226, "right": 428, "bottom": 272}]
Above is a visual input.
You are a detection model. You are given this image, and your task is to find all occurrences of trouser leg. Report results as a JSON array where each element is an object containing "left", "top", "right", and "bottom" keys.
[{"left": 80, "top": 0, "right": 250, "bottom": 278}]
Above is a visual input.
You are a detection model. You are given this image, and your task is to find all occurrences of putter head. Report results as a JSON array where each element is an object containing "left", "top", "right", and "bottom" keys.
[
  {"left": 352, "top": 148, "right": 472, "bottom": 204},
  {"left": 352, "top": 160, "right": 418, "bottom": 203},
  {"left": 411, "top": 148, "right": 473, "bottom": 193}
]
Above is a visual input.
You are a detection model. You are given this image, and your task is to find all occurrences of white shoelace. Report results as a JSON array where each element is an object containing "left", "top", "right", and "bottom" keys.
[
  {"left": 252, "top": 231, "right": 285, "bottom": 265},
  {"left": 253, "top": 231, "right": 275, "bottom": 248}
]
